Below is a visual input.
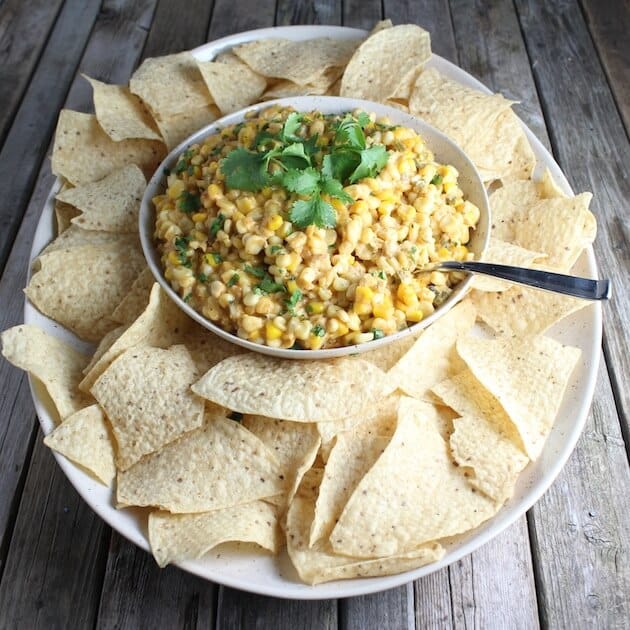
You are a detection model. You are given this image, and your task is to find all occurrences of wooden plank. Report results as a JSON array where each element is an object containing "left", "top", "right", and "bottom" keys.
[
  {"left": 0, "top": 438, "right": 110, "bottom": 629},
  {"left": 383, "top": 0, "right": 458, "bottom": 62},
  {"left": 0, "top": 0, "right": 101, "bottom": 274},
  {"left": 216, "top": 587, "right": 337, "bottom": 629},
  {"left": 514, "top": 0, "right": 630, "bottom": 456},
  {"left": 276, "top": 0, "right": 342, "bottom": 26},
  {"left": 528, "top": 359, "right": 630, "bottom": 629},
  {"left": 342, "top": 0, "right": 382, "bottom": 30},
  {"left": 142, "top": 0, "right": 214, "bottom": 57},
  {"left": 341, "top": 584, "right": 414, "bottom": 630},
  {"left": 0, "top": 0, "right": 64, "bottom": 145},
  {"left": 414, "top": 568, "right": 454, "bottom": 628},
  {"left": 580, "top": 0, "right": 630, "bottom": 131},
  {"left": 95, "top": 534, "right": 215, "bottom": 629},
  {"left": 207, "top": 0, "right": 277, "bottom": 40},
  {"left": 447, "top": 520, "right": 539, "bottom": 630}
]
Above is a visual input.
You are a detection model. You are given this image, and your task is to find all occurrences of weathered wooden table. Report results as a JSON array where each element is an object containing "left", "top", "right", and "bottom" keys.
[{"left": 0, "top": 0, "right": 628, "bottom": 627}]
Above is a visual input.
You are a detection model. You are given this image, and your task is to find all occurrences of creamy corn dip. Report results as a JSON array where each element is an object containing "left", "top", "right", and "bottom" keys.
[{"left": 154, "top": 105, "right": 480, "bottom": 349}]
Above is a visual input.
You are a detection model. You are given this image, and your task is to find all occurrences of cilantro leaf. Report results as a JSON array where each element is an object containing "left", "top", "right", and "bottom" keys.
[
  {"left": 253, "top": 127, "right": 278, "bottom": 148},
  {"left": 177, "top": 191, "right": 201, "bottom": 214},
  {"left": 289, "top": 193, "right": 336, "bottom": 229},
  {"left": 323, "top": 149, "right": 360, "bottom": 183},
  {"left": 243, "top": 264, "right": 267, "bottom": 279},
  {"left": 227, "top": 273, "right": 239, "bottom": 287},
  {"left": 285, "top": 289, "right": 302, "bottom": 314},
  {"left": 312, "top": 324, "right": 325, "bottom": 337},
  {"left": 335, "top": 115, "right": 366, "bottom": 150},
  {"left": 221, "top": 148, "right": 270, "bottom": 191},
  {"left": 270, "top": 244, "right": 283, "bottom": 254},
  {"left": 302, "top": 135, "right": 319, "bottom": 157},
  {"left": 281, "top": 112, "right": 302, "bottom": 142},
  {"left": 349, "top": 145, "right": 389, "bottom": 183},
  {"left": 356, "top": 112, "right": 371, "bottom": 128},
  {"left": 320, "top": 177, "right": 353, "bottom": 204},
  {"left": 255, "top": 277, "right": 286, "bottom": 294},
  {"left": 430, "top": 174, "right": 443, "bottom": 186},
  {"left": 210, "top": 213, "right": 225, "bottom": 237},
  {"left": 282, "top": 167, "right": 320, "bottom": 195},
  {"left": 198, "top": 272, "right": 208, "bottom": 283},
  {"left": 279, "top": 142, "right": 311, "bottom": 168}
]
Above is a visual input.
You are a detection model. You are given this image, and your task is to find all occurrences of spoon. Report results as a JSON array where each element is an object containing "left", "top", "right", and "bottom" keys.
[{"left": 420, "top": 261, "right": 611, "bottom": 300}]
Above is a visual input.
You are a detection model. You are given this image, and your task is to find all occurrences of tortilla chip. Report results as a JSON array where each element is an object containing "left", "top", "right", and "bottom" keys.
[
  {"left": 55, "top": 164, "right": 146, "bottom": 233},
  {"left": 91, "top": 344, "right": 204, "bottom": 470},
  {"left": 471, "top": 285, "right": 588, "bottom": 336},
  {"left": 233, "top": 38, "right": 357, "bottom": 87},
  {"left": 287, "top": 470, "right": 444, "bottom": 585},
  {"left": 83, "top": 325, "right": 128, "bottom": 375},
  {"left": 340, "top": 25, "right": 431, "bottom": 102},
  {"left": 192, "top": 354, "right": 393, "bottom": 422},
  {"left": 55, "top": 200, "right": 80, "bottom": 234},
  {"left": 262, "top": 78, "right": 331, "bottom": 100},
  {"left": 130, "top": 52, "right": 213, "bottom": 119},
  {"left": 197, "top": 58, "right": 266, "bottom": 115},
  {"left": 449, "top": 414, "right": 528, "bottom": 503},
  {"left": 117, "top": 409, "right": 286, "bottom": 512},
  {"left": 110, "top": 267, "right": 154, "bottom": 324},
  {"left": 456, "top": 335, "right": 581, "bottom": 459},
  {"left": 361, "top": 331, "right": 420, "bottom": 372},
  {"left": 79, "top": 284, "right": 189, "bottom": 391},
  {"left": 149, "top": 500, "right": 280, "bottom": 567},
  {"left": 388, "top": 300, "right": 476, "bottom": 400},
  {"left": 1, "top": 325, "right": 91, "bottom": 422},
  {"left": 26, "top": 240, "right": 146, "bottom": 342},
  {"left": 330, "top": 399, "right": 499, "bottom": 557},
  {"left": 472, "top": 238, "right": 546, "bottom": 292},
  {"left": 43, "top": 404, "right": 116, "bottom": 485},
  {"left": 153, "top": 105, "right": 221, "bottom": 151},
  {"left": 409, "top": 69, "right": 533, "bottom": 182},
  {"left": 51, "top": 110, "right": 165, "bottom": 185},
  {"left": 38, "top": 226, "right": 139, "bottom": 257},
  {"left": 310, "top": 432, "right": 390, "bottom": 547},
  {"left": 242, "top": 416, "right": 320, "bottom": 507},
  {"left": 84, "top": 75, "right": 162, "bottom": 142}
]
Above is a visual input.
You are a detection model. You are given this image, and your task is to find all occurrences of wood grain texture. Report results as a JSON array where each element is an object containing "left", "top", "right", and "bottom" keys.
[
  {"left": 276, "top": 0, "right": 342, "bottom": 26},
  {"left": 216, "top": 587, "right": 337, "bottom": 630},
  {"left": 0, "top": 0, "right": 64, "bottom": 145},
  {"left": 414, "top": 567, "right": 454, "bottom": 628},
  {"left": 342, "top": 0, "right": 382, "bottom": 29},
  {"left": 142, "top": 0, "right": 214, "bottom": 57},
  {"left": 528, "top": 359, "right": 630, "bottom": 629},
  {"left": 448, "top": 520, "right": 539, "bottom": 630},
  {"left": 340, "top": 584, "right": 414, "bottom": 630},
  {"left": 514, "top": 0, "right": 630, "bottom": 448},
  {"left": 95, "top": 534, "right": 216, "bottom": 629},
  {"left": 580, "top": 0, "right": 630, "bottom": 131},
  {"left": 207, "top": 0, "right": 277, "bottom": 40},
  {"left": 0, "top": 438, "right": 110, "bottom": 630},
  {"left": 0, "top": 0, "right": 101, "bottom": 274}
]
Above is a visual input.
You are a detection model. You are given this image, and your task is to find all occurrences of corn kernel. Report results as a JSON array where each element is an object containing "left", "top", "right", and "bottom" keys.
[
  {"left": 191, "top": 212, "right": 207, "bottom": 223},
  {"left": 168, "top": 251, "right": 182, "bottom": 265},
  {"left": 406, "top": 309, "right": 424, "bottom": 322},
  {"left": 307, "top": 301, "right": 324, "bottom": 314},
  {"left": 207, "top": 183, "right": 223, "bottom": 201},
  {"left": 373, "top": 296, "right": 394, "bottom": 319},
  {"left": 452, "top": 245, "right": 468, "bottom": 260},
  {"left": 266, "top": 214, "right": 283, "bottom": 231},
  {"left": 355, "top": 286, "right": 374, "bottom": 303},
  {"left": 265, "top": 321, "right": 283, "bottom": 340},
  {"left": 287, "top": 279, "right": 299, "bottom": 294},
  {"left": 397, "top": 283, "right": 417, "bottom": 306}
]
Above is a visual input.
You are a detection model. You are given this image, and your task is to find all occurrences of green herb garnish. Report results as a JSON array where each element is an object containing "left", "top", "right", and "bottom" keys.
[
  {"left": 227, "top": 273, "right": 239, "bottom": 287},
  {"left": 174, "top": 236, "right": 191, "bottom": 267},
  {"left": 372, "top": 328, "right": 385, "bottom": 340},
  {"left": 285, "top": 289, "right": 302, "bottom": 314},
  {"left": 430, "top": 174, "right": 443, "bottom": 186},
  {"left": 312, "top": 324, "right": 325, "bottom": 337},
  {"left": 177, "top": 191, "right": 201, "bottom": 214},
  {"left": 254, "top": 277, "right": 286, "bottom": 295},
  {"left": 210, "top": 213, "right": 225, "bottom": 237},
  {"left": 197, "top": 273, "right": 208, "bottom": 283},
  {"left": 270, "top": 245, "right": 283, "bottom": 254}
]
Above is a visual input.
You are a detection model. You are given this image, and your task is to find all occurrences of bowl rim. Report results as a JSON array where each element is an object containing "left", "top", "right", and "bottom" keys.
[{"left": 139, "top": 95, "right": 491, "bottom": 360}]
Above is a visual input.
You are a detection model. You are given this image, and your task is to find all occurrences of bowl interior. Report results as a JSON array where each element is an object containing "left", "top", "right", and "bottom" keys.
[{"left": 139, "top": 95, "right": 490, "bottom": 359}]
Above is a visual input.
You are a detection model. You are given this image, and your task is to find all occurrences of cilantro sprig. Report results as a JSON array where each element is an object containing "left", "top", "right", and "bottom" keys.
[{"left": 219, "top": 111, "right": 390, "bottom": 229}]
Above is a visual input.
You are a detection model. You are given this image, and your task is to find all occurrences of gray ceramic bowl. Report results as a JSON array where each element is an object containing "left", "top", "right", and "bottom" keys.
[{"left": 139, "top": 96, "right": 490, "bottom": 359}]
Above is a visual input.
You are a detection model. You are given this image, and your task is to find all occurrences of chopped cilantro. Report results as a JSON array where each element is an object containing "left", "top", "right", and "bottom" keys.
[
  {"left": 430, "top": 174, "right": 443, "bottom": 186},
  {"left": 243, "top": 264, "right": 267, "bottom": 279},
  {"left": 209, "top": 252, "right": 223, "bottom": 264},
  {"left": 183, "top": 293, "right": 192, "bottom": 303},
  {"left": 254, "top": 277, "right": 286, "bottom": 294},
  {"left": 285, "top": 289, "right": 302, "bottom": 314},
  {"left": 312, "top": 324, "right": 325, "bottom": 337},
  {"left": 372, "top": 328, "right": 385, "bottom": 340},
  {"left": 227, "top": 273, "right": 239, "bottom": 287},
  {"left": 174, "top": 236, "right": 191, "bottom": 267},
  {"left": 210, "top": 213, "right": 225, "bottom": 237},
  {"left": 177, "top": 191, "right": 201, "bottom": 214},
  {"left": 270, "top": 245, "right": 283, "bottom": 254},
  {"left": 376, "top": 270, "right": 386, "bottom": 280},
  {"left": 197, "top": 272, "right": 208, "bottom": 283}
]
